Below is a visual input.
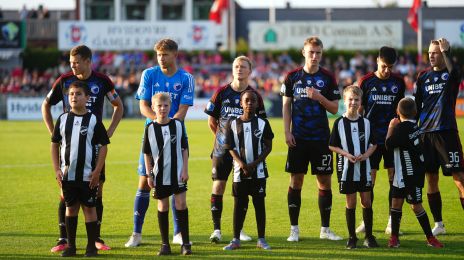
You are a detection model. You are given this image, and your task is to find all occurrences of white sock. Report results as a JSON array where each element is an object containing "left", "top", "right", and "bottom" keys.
[{"left": 291, "top": 225, "right": 299, "bottom": 231}]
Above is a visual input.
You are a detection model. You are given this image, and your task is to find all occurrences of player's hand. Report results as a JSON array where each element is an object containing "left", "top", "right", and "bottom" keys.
[
  {"left": 388, "top": 118, "right": 400, "bottom": 128},
  {"left": 107, "top": 129, "right": 114, "bottom": 139},
  {"left": 89, "top": 171, "right": 100, "bottom": 189},
  {"left": 147, "top": 176, "right": 155, "bottom": 189},
  {"left": 306, "top": 87, "right": 322, "bottom": 102},
  {"left": 181, "top": 170, "right": 189, "bottom": 182},
  {"left": 355, "top": 153, "right": 368, "bottom": 162},
  {"left": 438, "top": 38, "right": 450, "bottom": 52},
  {"left": 55, "top": 170, "right": 63, "bottom": 188},
  {"left": 285, "top": 131, "right": 296, "bottom": 147},
  {"left": 346, "top": 153, "right": 357, "bottom": 163}
]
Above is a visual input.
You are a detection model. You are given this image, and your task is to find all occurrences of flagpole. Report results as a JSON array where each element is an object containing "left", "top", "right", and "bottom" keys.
[
  {"left": 229, "top": 0, "right": 236, "bottom": 58},
  {"left": 417, "top": 0, "right": 423, "bottom": 64}
]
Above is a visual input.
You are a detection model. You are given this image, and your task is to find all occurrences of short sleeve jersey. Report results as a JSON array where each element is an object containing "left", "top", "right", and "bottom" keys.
[
  {"left": 205, "top": 85, "right": 267, "bottom": 157},
  {"left": 359, "top": 72, "right": 405, "bottom": 144},
  {"left": 136, "top": 66, "right": 195, "bottom": 124},
  {"left": 46, "top": 71, "right": 118, "bottom": 121},
  {"left": 280, "top": 67, "right": 340, "bottom": 141}
]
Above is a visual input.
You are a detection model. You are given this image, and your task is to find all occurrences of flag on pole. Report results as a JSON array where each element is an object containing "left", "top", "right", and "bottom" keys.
[
  {"left": 209, "top": 0, "right": 229, "bottom": 24},
  {"left": 407, "top": 0, "right": 421, "bottom": 32}
]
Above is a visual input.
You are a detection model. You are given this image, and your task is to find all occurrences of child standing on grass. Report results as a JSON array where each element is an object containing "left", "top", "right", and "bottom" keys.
[
  {"left": 144, "top": 93, "right": 191, "bottom": 256},
  {"left": 385, "top": 97, "right": 443, "bottom": 248},
  {"left": 51, "top": 81, "right": 110, "bottom": 257},
  {"left": 329, "top": 85, "right": 378, "bottom": 249},
  {"left": 222, "top": 90, "right": 274, "bottom": 251}
]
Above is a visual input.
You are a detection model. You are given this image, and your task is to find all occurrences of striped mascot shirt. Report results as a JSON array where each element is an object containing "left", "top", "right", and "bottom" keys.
[
  {"left": 51, "top": 112, "right": 110, "bottom": 182},
  {"left": 143, "top": 119, "right": 188, "bottom": 187}
]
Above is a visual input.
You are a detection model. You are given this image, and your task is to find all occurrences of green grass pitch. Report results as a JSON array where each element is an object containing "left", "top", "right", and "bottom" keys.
[{"left": 1, "top": 118, "right": 464, "bottom": 259}]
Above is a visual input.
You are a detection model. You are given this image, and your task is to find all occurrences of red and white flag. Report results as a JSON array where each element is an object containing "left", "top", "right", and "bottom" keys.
[
  {"left": 209, "top": 0, "right": 229, "bottom": 24},
  {"left": 407, "top": 0, "right": 421, "bottom": 32}
]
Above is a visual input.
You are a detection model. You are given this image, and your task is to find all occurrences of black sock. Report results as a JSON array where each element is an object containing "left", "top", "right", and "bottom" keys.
[
  {"left": 176, "top": 208, "right": 190, "bottom": 245},
  {"left": 211, "top": 194, "right": 223, "bottom": 230},
  {"left": 390, "top": 208, "right": 402, "bottom": 237},
  {"left": 58, "top": 198, "right": 67, "bottom": 240},
  {"left": 85, "top": 221, "right": 98, "bottom": 251},
  {"left": 65, "top": 216, "right": 78, "bottom": 248},
  {"left": 460, "top": 197, "right": 464, "bottom": 210},
  {"left": 158, "top": 211, "right": 169, "bottom": 245},
  {"left": 233, "top": 196, "right": 248, "bottom": 240},
  {"left": 318, "top": 189, "right": 332, "bottom": 227},
  {"left": 363, "top": 207, "right": 373, "bottom": 238},
  {"left": 252, "top": 196, "right": 266, "bottom": 239},
  {"left": 346, "top": 208, "right": 356, "bottom": 238},
  {"left": 96, "top": 197, "right": 103, "bottom": 238},
  {"left": 416, "top": 209, "right": 433, "bottom": 238},
  {"left": 288, "top": 187, "right": 301, "bottom": 226},
  {"left": 427, "top": 192, "right": 443, "bottom": 222},
  {"left": 388, "top": 181, "right": 393, "bottom": 213}
]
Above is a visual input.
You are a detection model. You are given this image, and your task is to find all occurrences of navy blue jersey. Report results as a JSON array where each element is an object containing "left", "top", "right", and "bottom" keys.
[
  {"left": 359, "top": 72, "right": 405, "bottom": 144},
  {"left": 205, "top": 84, "right": 267, "bottom": 157},
  {"left": 281, "top": 67, "right": 340, "bottom": 141},
  {"left": 414, "top": 67, "right": 460, "bottom": 133},
  {"left": 46, "top": 71, "right": 118, "bottom": 121}
]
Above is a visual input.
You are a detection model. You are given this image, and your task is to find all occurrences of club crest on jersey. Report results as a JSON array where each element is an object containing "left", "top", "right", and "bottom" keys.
[
  {"left": 391, "top": 85, "right": 398, "bottom": 93},
  {"left": 165, "top": 82, "right": 170, "bottom": 87},
  {"left": 90, "top": 85, "right": 99, "bottom": 94},
  {"left": 382, "top": 86, "right": 387, "bottom": 92},
  {"left": 170, "top": 135, "right": 177, "bottom": 143},
  {"left": 173, "top": 83, "right": 182, "bottom": 91},
  {"left": 80, "top": 126, "right": 88, "bottom": 135},
  {"left": 359, "top": 132, "right": 365, "bottom": 141},
  {"left": 441, "top": 73, "right": 449, "bottom": 81},
  {"left": 434, "top": 76, "right": 439, "bottom": 82},
  {"left": 307, "top": 80, "right": 312, "bottom": 85},
  {"left": 316, "top": 80, "right": 324, "bottom": 88},
  {"left": 253, "top": 129, "right": 263, "bottom": 138},
  {"left": 235, "top": 99, "right": 240, "bottom": 105}
]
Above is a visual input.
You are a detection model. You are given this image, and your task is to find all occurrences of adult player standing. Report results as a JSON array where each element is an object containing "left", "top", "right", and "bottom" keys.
[{"left": 282, "top": 36, "right": 342, "bottom": 242}]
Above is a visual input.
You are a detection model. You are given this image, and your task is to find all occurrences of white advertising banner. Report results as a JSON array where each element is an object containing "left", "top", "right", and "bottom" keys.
[
  {"left": 249, "top": 21, "right": 403, "bottom": 50},
  {"left": 435, "top": 20, "right": 464, "bottom": 47},
  {"left": 59, "top": 21, "right": 217, "bottom": 51},
  {"left": 185, "top": 98, "right": 208, "bottom": 120},
  {"left": 7, "top": 97, "right": 63, "bottom": 120}
]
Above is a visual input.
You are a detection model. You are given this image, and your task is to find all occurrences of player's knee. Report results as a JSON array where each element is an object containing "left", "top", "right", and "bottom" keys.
[
  {"left": 212, "top": 180, "right": 226, "bottom": 194},
  {"left": 290, "top": 174, "right": 304, "bottom": 188}
]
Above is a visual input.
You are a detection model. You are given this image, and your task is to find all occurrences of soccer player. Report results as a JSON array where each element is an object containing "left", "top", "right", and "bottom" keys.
[
  {"left": 42, "top": 45, "right": 123, "bottom": 252},
  {"left": 414, "top": 38, "right": 464, "bottom": 236},
  {"left": 329, "top": 86, "right": 378, "bottom": 249},
  {"left": 356, "top": 46, "right": 405, "bottom": 235},
  {"left": 144, "top": 93, "right": 191, "bottom": 255},
  {"left": 126, "top": 38, "right": 195, "bottom": 247},
  {"left": 205, "top": 56, "right": 266, "bottom": 243},
  {"left": 282, "top": 36, "right": 342, "bottom": 242},
  {"left": 51, "top": 81, "right": 110, "bottom": 257},
  {"left": 385, "top": 97, "right": 443, "bottom": 248},
  {"left": 222, "top": 90, "right": 274, "bottom": 251}
]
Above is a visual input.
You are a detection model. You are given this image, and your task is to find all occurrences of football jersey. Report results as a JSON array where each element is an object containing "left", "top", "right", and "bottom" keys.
[
  {"left": 385, "top": 120, "right": 425, "bottom": 188},
  {"left": 205, "top": 84, "right": 267, "bottom": 157},
  {"left": 281, "top": 67, "right": 340, "bottom": 141},
  {"left": 414, "top": 67, "right": 460, "bottom": 133},
  {"left": 136, "top": 66, "right": 195, "bottom": 124},
  {"left": 359, "top": 72, "right": 405, "bottom": 144},
  {"left": 46, "top": 71, "right": 118, "bottom": 121}
]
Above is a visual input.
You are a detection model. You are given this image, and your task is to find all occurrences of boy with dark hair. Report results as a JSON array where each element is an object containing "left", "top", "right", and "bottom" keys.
[
  {"left": 144, "top": 93, "right": 191, "bottom": 256},
  {"left": 222, "top": 90, "right": 274, "bottom": 251},
  {"left": 385, "top": 97, "right": 443, "bottom": 248},
  {"left": 356, "top": 46, "right": 405, "bottom": 235},
  {"left": 329, "top": 86, "right": 378, "bottom": 249},
  {"left": 51, "top": 80, "right": 110, "bottom": 257}
]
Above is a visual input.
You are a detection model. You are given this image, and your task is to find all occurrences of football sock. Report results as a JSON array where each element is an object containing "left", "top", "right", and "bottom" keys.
[
  {"left": 96, "top": 197, "right": 103, "bottom": 238},
  {"left": 171, "top": 196, "right": 180, "bottom": 235},
  {"left": 176, "top": 208, "right": 190, "bottom": 245},
  {"left": 287, "top": 187, "right": 301, "bottom": 226},
  {"left": 211, "top": 194, "right": 223, "bottom": 230},
  {"left": 58, "top": 198, "right": 67, "bottom": 240},
  {"left": 427, "top": 192, "right": 443, "bottom": 222},
  {"left": 233, "top": 196, "right": 248, "bottom": 240},
  {"left": 415, "top": 209, "right": 433, "bottom": 238},
  {"left": 390, "top": 208, "right": 402, "bottom": 237},
  {"left": 65, "top": 216, "right": 78, "bottom": 248},
  {"left": 85, "top": 221, "right": 98, "bottom": 251},
  {"left": 346, "top": 208, "right": 356, "bottom": 238},
  {"left": 363, "top": 207, "right": 373, "bottom": 237},
  {"left": 388, "top": 180, "right": 393, "bottom": 214},
  {"left": 252, "top": 196, "right": 266, "bottom": 239},
  {"left": 158, "top": 211, "right": 169, "bottom": 245},
  {"left": 133, "top": 189, "right": 150, "bottom": 233},
  {"left": 318, "top": 189, "right": 332, "bottom": 227}
]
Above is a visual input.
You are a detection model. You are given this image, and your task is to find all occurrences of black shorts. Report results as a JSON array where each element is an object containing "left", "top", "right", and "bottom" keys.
[
  {"left": 152, "top": 182, "right": 188, "bottom": 200},
  {"left": 285, "top": 139, "right": 333, "bottom": 175},
  {"left": 211, "top": 152, "right": 233, "bottom": 181},
  {"left": 339, "top": 181, "right": 372, "bottom": 194},
  {"left": 370, "top": 145, "right": 394, "bottom": 170},
  {"left": 232, "top": 178, "right": 266, "bottom": 198},
  {"left": 62, "top": 181, "right": 98, "bottom": 207},
  {"left": 391, "top": 186, "right": 423, "bottom": 204},
  {"left": 421, "top": 131, "right": 464, "bottom": 176}
]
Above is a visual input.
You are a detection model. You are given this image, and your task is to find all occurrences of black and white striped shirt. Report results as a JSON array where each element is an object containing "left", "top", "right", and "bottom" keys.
[
  {"left": 224, "top": 117, "right": 274, "bottom": 182},
  {"left": 385, "top": 120, "right": 425, "bottom": 189},
  {"left": 52, "top": 112, "right": 110, "bottom": 182},
  {"left": 143, "top": 119, "right": 188, "bottom": 187},
  {"left": 329, "top": 115, "right": 375, "bottom": 183}
]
